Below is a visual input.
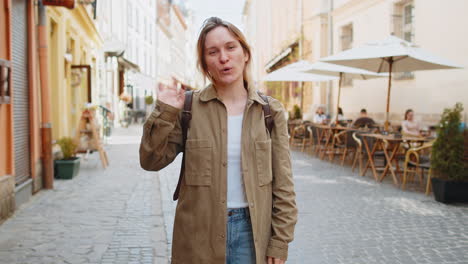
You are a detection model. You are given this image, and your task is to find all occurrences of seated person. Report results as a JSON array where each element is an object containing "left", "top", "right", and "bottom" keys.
[
  {"left": 401, "top": 109, "right": 421, "bottom": 137},
  {"left": 330, "top": 107, "right": 346, "bottom": 125},
  {"left": 352, "top": 108, "right": 376, "bottom": 128},
  {"left": 313, "top": 106, "right": 328, "bottom": 124}
]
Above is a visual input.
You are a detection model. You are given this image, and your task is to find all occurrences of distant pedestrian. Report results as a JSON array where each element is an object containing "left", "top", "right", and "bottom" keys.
[{"left": 139, "top": 17, "right": 297, "bottom": 264}]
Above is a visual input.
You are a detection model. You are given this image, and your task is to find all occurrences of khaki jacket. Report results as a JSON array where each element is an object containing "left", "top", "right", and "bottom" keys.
[{"left": 139, "top": 84, "right": 297, "bottom": 263}]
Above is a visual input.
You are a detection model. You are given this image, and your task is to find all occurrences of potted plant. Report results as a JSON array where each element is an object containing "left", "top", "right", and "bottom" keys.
[
  {"left": 430, "top": 102, "right": 468, "bottom": 203},
  {"left": 144, "top": 95, "right": 154, "bottom": 105},
  {"left": 54, "top": 137, "right": 80, "bottom": 179},
  {"left": 292, "top": 104, "right": 302, "bottom": 120}
]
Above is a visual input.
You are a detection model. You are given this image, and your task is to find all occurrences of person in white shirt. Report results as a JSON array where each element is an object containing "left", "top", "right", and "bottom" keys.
[
  {"left": 331, "top": 107, "right": 346, "bottom": 124},
  {"left": 402, "top": 109, "right": 421, "bottom": 137},
  {"left": 313, "top": 106, "right": 327, "bottom": 124}
]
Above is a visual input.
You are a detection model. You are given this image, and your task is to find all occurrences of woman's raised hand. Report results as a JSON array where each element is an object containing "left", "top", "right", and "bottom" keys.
[{"left": 157, "top": 78, "right": 185, "bottom": 110}]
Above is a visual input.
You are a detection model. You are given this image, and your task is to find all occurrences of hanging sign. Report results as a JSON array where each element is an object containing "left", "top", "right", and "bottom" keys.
[{"left": 42, "top": 0, "right": 75, "bottom": 9}]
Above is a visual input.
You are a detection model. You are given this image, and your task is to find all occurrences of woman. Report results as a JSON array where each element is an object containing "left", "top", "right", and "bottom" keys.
[
  {"left": 313, "top": 106, "right": 327, "bottom": 124},
  {"left": 140, "top": 17, "right": 297, "bottom": 264},
  {"left": 402, "top": 109, "right": 421, "bottom": 137},
  {"left": 330, "top": 107, "right": 346, "bottom": 124}
]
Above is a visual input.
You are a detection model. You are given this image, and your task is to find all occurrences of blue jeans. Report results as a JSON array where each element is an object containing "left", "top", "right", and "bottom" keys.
[{"left": 226, "top": 208, "right": 256, "bottom": 264}]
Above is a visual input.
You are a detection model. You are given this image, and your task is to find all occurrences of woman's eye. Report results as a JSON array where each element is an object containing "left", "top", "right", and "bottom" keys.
[
  {"left": 209, "top": 51, "right": 217, "bottom": 55},
  {"left": 228, "top": 46, "right": 235, "bottom": 50}
]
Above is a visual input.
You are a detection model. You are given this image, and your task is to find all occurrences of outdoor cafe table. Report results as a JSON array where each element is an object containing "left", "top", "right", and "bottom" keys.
[
  {"left": 360, "top": 133, "right": 430, "bottom": 186},
  {"left": 311, "top": 124, "right": 354, "bottom": 160}
]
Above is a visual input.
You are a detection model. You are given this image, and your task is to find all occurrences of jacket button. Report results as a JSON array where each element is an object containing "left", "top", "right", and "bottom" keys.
[
  {"left": 221, "top": 234, "right": 225, "bottom": 238},
  {"left": 222, "top": 162, "right": 227, "bottom": 167}
]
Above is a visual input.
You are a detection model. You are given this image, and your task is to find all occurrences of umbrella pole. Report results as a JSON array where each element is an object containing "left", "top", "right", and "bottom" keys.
[
  {"left": 336, "top": 72, "right": 343, "bottom": 125},
  {"left": 385, "top": 58, "right": 394, "bottom": 131},
  {"left": 300, "top": 81, "right": 304, "bottom": 111}
]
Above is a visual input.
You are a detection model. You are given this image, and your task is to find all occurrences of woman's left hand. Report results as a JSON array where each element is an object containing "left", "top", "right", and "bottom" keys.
[{"left": 267, "top": 256, "right": 285, "bottom": 264}]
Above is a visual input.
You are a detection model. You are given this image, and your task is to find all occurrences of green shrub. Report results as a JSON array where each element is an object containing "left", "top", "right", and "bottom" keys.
[{"left": 431, "top": 102, "right": 465, "bottom": 181}]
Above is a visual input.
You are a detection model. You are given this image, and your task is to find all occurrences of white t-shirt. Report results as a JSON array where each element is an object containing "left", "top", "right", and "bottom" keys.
[
  {"left": 314, "top": 113, "right": 327, "bottom": 124},
  {"left": 227, "top": 114, "right": 248, "bottom": 208}
]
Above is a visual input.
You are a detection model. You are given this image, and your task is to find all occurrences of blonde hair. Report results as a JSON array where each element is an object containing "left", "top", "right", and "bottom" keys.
[{"left": 196, "top": 17, "right": 252, "bottom": 88}]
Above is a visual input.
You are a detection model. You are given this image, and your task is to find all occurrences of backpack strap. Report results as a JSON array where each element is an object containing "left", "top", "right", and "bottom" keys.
[
  {"left": 173, "top": 90, "right": 193, "bottom": 201},
  {"left": 257, "top": 91, "right": 274, "bottom": 136}
]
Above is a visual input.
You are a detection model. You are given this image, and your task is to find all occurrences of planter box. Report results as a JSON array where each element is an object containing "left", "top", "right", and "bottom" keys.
[
  {"left": 54, "top": 157, "right": 80, "bottom": 180},
  {"left": 431, "top": 178, "right": 468, "bottom": 203}
]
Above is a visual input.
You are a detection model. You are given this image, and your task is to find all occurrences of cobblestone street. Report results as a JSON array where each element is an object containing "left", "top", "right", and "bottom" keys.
[
  {"left": 158, "top": 141, "right": 468, "bottom": 264},
  {"left": 286, "top": 151, "right": 468, "bottom": 264},
  {"left": 0, "top": 126, "right": 467, "bottom": 264},
  {"left": 0, "top": 126, "right": 169, "bottom": 264}
]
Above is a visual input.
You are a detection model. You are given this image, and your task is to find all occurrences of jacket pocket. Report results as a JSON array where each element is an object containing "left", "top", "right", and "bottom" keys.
[
  {"left": 255, "top": 140, "right": 273, "bottom": 186},
  {"left": 185, "top": 139, "right": 212, "bottom": 186}
]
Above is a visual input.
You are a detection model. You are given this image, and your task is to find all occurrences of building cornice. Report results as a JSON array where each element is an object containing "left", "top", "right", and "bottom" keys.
[
  {"left": 76, "top": 5, "right": 103, "bottom": 45},
  {"left": 332, "top": 0, "right": 384, "bottom": 17}
]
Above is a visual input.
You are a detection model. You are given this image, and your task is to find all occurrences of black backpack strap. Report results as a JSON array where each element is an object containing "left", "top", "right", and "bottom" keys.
[
  {"left": 257, "top": 91, "right": 274, "bottom": 136},
  {"left": 173, "top": 90, "right": 193, "bottom": 201}
]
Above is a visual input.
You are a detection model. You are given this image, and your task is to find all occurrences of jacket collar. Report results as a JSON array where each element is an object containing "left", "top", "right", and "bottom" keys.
[{"left": 199, "top": 83, "right": 267, "bottom": 105}]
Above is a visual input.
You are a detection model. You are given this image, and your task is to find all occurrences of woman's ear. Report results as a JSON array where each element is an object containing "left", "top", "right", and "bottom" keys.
[{"left": 244, "top": 50, "right": 250, "bottom": 63}]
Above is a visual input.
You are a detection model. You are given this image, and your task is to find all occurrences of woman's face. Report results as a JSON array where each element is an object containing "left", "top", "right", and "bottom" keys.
[
  {"left": 204, "top": 26, "right": 248, "bottom": 86},
  {"left": 407, "top": 111, "right": 414, "bottom": 121}
]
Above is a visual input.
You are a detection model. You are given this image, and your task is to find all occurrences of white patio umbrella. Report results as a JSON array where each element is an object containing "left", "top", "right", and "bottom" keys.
[
  {"left": 321, "top": 35, "right": 463, "bottom": 130},
  {"left": 263, "top": 60, "right": 338, "bottom": 82},
  {"left": 262, "top": 60, "right": 338, "bottom": 111},
  {"left": 302, "top": 61, "right": 387, "bottom": 123}
]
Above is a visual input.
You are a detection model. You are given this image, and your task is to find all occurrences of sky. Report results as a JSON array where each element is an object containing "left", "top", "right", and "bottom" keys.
[{"left": 183, "top": 0, "right": 246, "bottom": 35}]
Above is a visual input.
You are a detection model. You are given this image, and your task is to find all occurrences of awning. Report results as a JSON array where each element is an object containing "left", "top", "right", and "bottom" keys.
[
  {"left": 104, "top": 46, "right": 140, "bottom": 72},
  {"left": 264, "top": 42, "right": 298, "bottom": 71},
  {"left": 117, "top": 56, "right": 140, "bottom": 72}
]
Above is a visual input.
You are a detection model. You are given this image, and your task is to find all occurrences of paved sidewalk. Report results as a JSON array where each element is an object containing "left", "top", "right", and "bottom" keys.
[
  {"left": 287, "top": 151, "right": 468, "bottom": 264},
  {"left": 158, "top": 149, "right": 468, "bottom": 264},
  {"left": 0, "top": 126, "right": 169, "bottom": 264},
  {"left": 1, "top": 125, "right": 467, "bottom": 264}
]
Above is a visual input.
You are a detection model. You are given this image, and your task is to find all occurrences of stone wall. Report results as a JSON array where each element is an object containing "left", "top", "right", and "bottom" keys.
[{"left": 0, "top": 175, "right": 15, "bottom": 223}]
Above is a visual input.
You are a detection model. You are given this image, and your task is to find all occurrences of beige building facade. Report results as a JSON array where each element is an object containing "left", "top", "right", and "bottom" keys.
[{"left": 244, "top": 0, "right": 468, "bottom": 125}]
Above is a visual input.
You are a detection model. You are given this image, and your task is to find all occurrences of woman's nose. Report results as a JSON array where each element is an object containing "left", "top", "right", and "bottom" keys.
[{"left": 219, "top": 50, "right": 229, "bottom": 63}]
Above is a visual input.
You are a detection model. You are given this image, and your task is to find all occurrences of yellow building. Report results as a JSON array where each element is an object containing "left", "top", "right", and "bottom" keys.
[{"left": 47, "top": 4, "right": 103, "bottom": 140}]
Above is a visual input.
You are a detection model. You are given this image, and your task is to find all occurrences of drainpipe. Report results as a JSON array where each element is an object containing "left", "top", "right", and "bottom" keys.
[
  {"left": 38, "top": 0, "right": 54, "bottom": 189},
  {"left": 327, "top": 0, "right": 334, "bottom": 115},
  {"left": 298, "top": 0, "right": 304, "bottom": 110}
]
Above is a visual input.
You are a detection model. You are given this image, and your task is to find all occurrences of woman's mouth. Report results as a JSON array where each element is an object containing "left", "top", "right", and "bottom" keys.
[{"left": 221, "top": 67, "right": 233, "bottom": 74}]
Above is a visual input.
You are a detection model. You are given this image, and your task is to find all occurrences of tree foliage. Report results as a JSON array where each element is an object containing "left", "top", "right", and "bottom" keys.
[{"left": 431, "top": 103, "right": 466, "bottom": 181}]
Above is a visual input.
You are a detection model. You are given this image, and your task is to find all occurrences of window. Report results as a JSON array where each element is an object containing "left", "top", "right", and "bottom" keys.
[
  {"left": 150, "top": 24, "right": 152, "bottom": 44},
  {"left": 135, "top": 10, "right": 139, "bottom": 32},
  {"left": 393, "top": 1, "right": 415, "bottom": 79},
  {"left": 128, "top": 3, "right": 133, "bottom": 27},
  {"left": 393, "top": 1, "right": 414, "bottom": 41},
  {"left": 402, "top": 3, "right": 414, "bottom": 42},
  {"left": 340, "top": 24, "right": 353, "bottom": 86},
  {"left": 340, "top": 24, "right": 353, "bottom": 51}
]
